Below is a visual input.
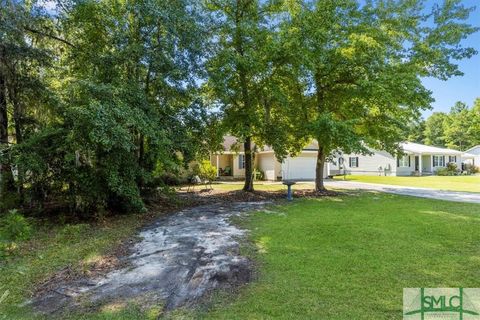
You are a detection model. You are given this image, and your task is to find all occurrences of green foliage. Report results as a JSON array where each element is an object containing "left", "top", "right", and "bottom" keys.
[
  {"left": 279, "top": 0, "right": 477, "bottom": 190},
  {"left": 1, "top": 0, "right": 220, "bottom": 216},
  {"left": 0, "top": 210, "right": 32, "bottom": 242},
  {"left": 436, "top": 162, "right": 460, "bottom": 176},
  {"left": 253, "top": 168, "right": 265, "bottom": 181},
  {"left": 464, "top": 164, "right": 479, "bottom": 175},
  {"left": 420, "top": 99, "right": 480, "bottom": 150},
  {"left": 424, "top": 112, "right": 448, "bottom": 147},
  {"left": 195, "top": 160, "right": 217, "bottom": 182},
  {"left": 0, "top": 0, "right": 478, "bottom": 209},
  {"left": 204, "top": 0, "right": 308, "bottom": 191},
  {"left": 406, "top": 120, "right": 426, "bottom": 144}
]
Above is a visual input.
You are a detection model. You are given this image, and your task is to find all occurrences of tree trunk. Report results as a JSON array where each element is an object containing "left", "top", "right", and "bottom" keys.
[
  {"left": 11, "top": 83, "right": 24, "bottom": 198},
  {"left": 315, "top": 145, "right": 326, "bottom": 192},
  {"left": 0, "top": 70, "right": 14, "bottom": 197},
  {"left": 243, "top": 136, "right": 254, "bottom": 192},
  {"left": 0, "top": 77, "right": 7, "bottom": 146}
]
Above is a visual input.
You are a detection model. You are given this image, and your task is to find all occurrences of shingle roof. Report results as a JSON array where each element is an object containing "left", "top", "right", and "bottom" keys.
[{"left": 401, "top": 142, "right": 463, "bottom": 155}]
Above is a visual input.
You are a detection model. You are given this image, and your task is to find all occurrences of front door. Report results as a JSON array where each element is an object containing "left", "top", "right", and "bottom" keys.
[{"left": 415, "top": 156, "right": 419, "bottom": 171}]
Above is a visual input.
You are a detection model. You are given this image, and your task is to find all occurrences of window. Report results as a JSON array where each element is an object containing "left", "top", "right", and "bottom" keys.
[
  {"left": 239, "top": 154, "right": 245, "bottom": 169},
  {"left": 349, "top": 157, "right": 359, "bottom": 168},
  {"left": 449, "top": 155, "right": 457, "bottom": 163},
  {"left": 397, "top": 155, "right": 410, "bottom": 167},
  {"left": 433, "top": 155, "right": 445, "bottom": 167}
]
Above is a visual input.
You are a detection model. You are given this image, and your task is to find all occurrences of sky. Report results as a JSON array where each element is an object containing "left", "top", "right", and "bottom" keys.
[
  {"left": 38, "top": 0, "right": 478, "bottom": 118},
  {"left": 420, "top": 0, "right": 480, "bottom": 118}
]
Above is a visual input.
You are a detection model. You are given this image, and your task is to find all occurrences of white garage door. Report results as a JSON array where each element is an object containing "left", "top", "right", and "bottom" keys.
[{"left": 282, "top": 156, "right": 317, "bottom": 180}]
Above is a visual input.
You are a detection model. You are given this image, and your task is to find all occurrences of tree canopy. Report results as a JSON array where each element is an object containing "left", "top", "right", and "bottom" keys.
[
  {"left": 408, "top": 98, "right": 480, "bottom": 150},
  {"left": 280, "top": 0, "right": 477, "bottom": 190},
  {"left": 0, "top": 0, "right": 478, "bottom": 213}
]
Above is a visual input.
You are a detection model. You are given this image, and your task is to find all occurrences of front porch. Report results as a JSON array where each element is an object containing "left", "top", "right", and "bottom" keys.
[
  {"left": 406, "top": 153, "right": 458, "bottom": 176},
  {"left": 211, "top": 154, "right": 233, "bottom": 178}
]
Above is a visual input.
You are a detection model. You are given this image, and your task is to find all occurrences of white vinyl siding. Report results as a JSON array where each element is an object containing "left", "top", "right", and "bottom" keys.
[
  {"left": 334, "top": 150, "right": 397, "bottom": 176},
  {"left": 433, "top": 155, "right": 445, "bottom": 167},
  {"left": 349, "top": 157, "right": 359, "bottom": 168}
]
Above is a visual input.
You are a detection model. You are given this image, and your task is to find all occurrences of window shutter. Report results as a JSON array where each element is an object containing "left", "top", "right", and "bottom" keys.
[
  {"left": 349, "top": 157, "right": 352, "bottom": 167},
  {"left": 397, "top": 157, "right": 400, "bottom": 167},
  {"left": 408, "top": 156, "right": 411, "bottom": 167},
  {"left": 356, "top": 157, "right": 359, "bottom": 168}
]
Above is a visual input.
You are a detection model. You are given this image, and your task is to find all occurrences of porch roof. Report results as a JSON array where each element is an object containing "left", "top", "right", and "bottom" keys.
[
  {"left": 401, "top": 142, "right": 463, "bottom": 155},
  {"left": 462, "top": 152, "right": 476, "bottom": 159}
]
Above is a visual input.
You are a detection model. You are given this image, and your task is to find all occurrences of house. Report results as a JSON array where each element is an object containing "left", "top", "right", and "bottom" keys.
[
  {"left": 331, "top": 142, "right": 466, "bottom": 176},
  {"left": 211, "top": 137, "right": 470, "bottom": 180},
  {"left": 210, "top": 136, "right": 327, "bottom": 181},
  {"left": 463, "top": 145, "right": 480, "bottom": 167}
]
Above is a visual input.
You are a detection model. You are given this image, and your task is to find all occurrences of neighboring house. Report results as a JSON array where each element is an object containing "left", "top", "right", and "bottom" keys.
[
  {"left": 331, "top": 142, "right": 466, "bottom": 176},
  {"left": 211, "top": 137, "right": 470, "bottom": 180},
  {"left": 463, "top": 145, "right": 480, "bottom": 167}
]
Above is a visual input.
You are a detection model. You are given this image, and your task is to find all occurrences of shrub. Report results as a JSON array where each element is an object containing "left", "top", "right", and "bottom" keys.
[
  {"left": 464, "top": 163, "right": 479, "bottom": 175},
  {"left": 436, "top": 162, "right": 460, "bottom": 176},
  {"left": 253, "top": 168, "right": 265, "bottom": 181},
  {"left": 0, "top": 209, "right": 33, "bottom": 242},
  {"left": 194, "top": 160, "right": 217, "bottom": 182}
]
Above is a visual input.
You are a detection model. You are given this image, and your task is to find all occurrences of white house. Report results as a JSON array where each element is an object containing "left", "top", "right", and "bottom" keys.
[
  {"left": 211, "top": 137, "right": 471, "bottom": 181},
  {"left": 463, "top": 145, "right": 480, "bottom": 167},
  {"left": 331, "top": 142, "right": 466, "bottom": 176}
]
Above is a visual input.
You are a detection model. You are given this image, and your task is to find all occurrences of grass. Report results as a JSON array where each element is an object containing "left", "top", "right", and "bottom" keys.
[
  {"left": 3, "top": 189, "right": 480, "bottom": 319},
  {"left": 0, "top": 214, "right": 157, "bottom": 319},
  {"left": 334, "top": 174, "right": 480, "bottom": 192},
  {"left": 196, "top": 192, "right": 480, "bottom": 319}
]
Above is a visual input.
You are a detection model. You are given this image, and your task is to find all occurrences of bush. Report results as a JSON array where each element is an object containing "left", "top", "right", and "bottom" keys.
[
  {"left": 253, "top": 168, "right": 265, "bottom": 181},
  {"left": 464, "top": 163, "right": 479, "bottom": 175},
  {"left": 436, "top": 162, "right": 460, "bottom": 176},
  {"left": 194, "top": 160, "right": 217, "bottom": 182},
  {"left": 0, "top": 209, "right": 33, "bottom": 242}
]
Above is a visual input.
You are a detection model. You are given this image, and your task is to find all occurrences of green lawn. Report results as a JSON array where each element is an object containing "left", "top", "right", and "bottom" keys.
[
  {"left": 3, "top": 191, "right": 480, "bottom": 319},
  {"left": 197, "top": 193, "right": 480, "bottom": 319},
  {"left": 0, "top": 214, "right": 151, "bottom": 319},
  {"left": 334, "top": 175, "right": 480, "bottom": 192}
]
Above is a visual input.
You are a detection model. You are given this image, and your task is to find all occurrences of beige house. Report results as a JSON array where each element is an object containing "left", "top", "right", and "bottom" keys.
[{"left": 210, "top": 136, "right": 327, "bottom": 181}]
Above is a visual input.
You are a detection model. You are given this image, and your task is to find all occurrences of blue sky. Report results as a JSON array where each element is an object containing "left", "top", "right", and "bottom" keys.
[{"left": 421, "top": 0, "right": 480, "bottom": 117}]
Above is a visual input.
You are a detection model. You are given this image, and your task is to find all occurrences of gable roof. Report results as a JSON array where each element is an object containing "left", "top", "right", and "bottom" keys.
[
  {"left": 465, "top": 145, "right": 480, "bottom": 153},
  {"left": 462, "top": 152, "right": 477, "bottom": 159},
  {"left": 401, "top": 142, "right": 463, "bottom": 155}
]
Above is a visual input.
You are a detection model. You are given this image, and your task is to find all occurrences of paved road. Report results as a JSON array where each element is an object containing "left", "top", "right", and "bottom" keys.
[{"left": 323, "top": 180, "right": 480, "bottom": 204}]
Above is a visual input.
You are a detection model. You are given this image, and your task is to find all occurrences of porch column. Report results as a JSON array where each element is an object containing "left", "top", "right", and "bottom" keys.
[
  {"left": 418, "top": 153, "right": 422, "bottom": 176},
  {"left": 216, "top": 154, "right": 219, "bottom": 177}
]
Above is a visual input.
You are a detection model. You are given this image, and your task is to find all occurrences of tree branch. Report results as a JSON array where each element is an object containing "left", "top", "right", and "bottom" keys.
[{"left": 24, "top": 27, "right": 75, "bottom": 48}]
